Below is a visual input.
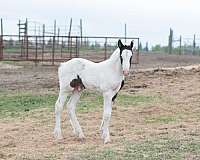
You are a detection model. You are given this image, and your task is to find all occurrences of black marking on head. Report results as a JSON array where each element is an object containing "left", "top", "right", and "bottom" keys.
[
  {"left": 112, "top": 80, "right": 125, "bottom": 102},
  {"left": 70, "top": 75, "right": 85, "bottom": 90},
  {"left": 118, "top": 40, "right": 134, "bottom": 65}
]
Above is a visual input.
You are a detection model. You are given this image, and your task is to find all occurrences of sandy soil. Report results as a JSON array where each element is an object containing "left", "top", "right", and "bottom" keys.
[{"left": 1, "top": 53, "right": 200, "bottom": 159}]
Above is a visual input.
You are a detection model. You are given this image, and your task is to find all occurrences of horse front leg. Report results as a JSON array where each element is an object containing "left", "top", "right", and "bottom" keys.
[{"left": 100, "top": 91, "right": 113, "bottom": 144}]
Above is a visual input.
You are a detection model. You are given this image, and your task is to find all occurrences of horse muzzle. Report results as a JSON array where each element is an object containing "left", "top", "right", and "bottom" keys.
[{"left": 123, "top": 70, "right": 129, "bottom": 76}]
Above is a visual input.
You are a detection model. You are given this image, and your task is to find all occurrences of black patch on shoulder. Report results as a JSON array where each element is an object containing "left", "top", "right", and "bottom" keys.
[
  {"left": 112, "top": 80, "right": 125, "bottom": 102},
  {"left": 70, "top": 75, "right": 85, "bottom": 90}
]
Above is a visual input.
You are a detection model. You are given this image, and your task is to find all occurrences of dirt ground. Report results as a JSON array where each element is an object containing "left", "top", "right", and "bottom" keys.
[
  {"left": 136, "top": 53, "right": 200, "bottom": 69},
  {"left": 1, "top": 53, "right": 200, "bottom": 159}
]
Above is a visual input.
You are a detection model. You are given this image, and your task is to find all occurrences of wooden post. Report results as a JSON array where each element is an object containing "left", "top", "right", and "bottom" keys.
[
  {"left": 104, "top": 38, "right": 107, "bottom": 60},
  {"left": 52, "top": 35, "right": 55, "bottom": 65},
  {"left": 168, "top": 28, "right": 173, "bottom": 54},
  {"left": 70, "top": 37, "right": 72, "bottom": 59},
  {"left": 1, "top": 18, "right": 3, "bottom": 37},
  {"left": 136, "top": 38, "right": 139, "bottom": 64},
  {"left": 52, "top": 20, "right": 56, "bottom": 65},
  {"left": 124, "top": 23, "right": 127, "bottom": 43},
  {"left": 193, "top": 34, "right": 196, "bottom": 55},
  {"left": 54, "top": 20, "right": 57, "bottom": 36},
  {"left": 145, "top": 41, "right": 149, "bottom": 52},
  {"left": 68, "top": 18, "right": 72, "bottom": 52},
  {"left": 80, "top": 19, "right": 82, "bottom": 47},
  {"left": 0, "top": 18, "right": 3, "bottom": 60},
  {"left": 75, "top": 37, "right": 78, "bottom": 58},
  {"left": 25, "top": 18, "right": 28, "bottom": 60},
  {"left": 57, "top": 28, "right": 60, "bottom": 49},
  {"left": 25, "top": 18, "right": 28, "bottom": 35},
  {"left": 18, "top": 20, "right": 20, "bottom": 43},
  {"left": 42, "top": 24, "right": 45, "bottom": 61},
  {"left": 35, "top": 36, "right": 38, "bottom": 65},
  {"left": 179, "top": 35, "right": 182, "bottom": 55},
  {"left": 61, "top": 37, "right": 63, "bottom": 57}
]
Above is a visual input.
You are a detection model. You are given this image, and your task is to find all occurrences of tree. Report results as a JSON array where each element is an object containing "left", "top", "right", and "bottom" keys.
[
  {"left": 152, "top": 44, "right": 161, "bottom": 51},
  {"left": 145, "top": 42, "right": 149, "bottom": 52},
  {"left": 139, "top": 42, "right": 143, "bottom": 51}
]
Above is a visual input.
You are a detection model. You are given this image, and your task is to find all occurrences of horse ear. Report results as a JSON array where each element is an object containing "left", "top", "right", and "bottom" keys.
[
  {"left": 118, "top": 39, "right": 124, "bottom": 49},
  {"left": 130, "top": 41, "right": 134, "bottom": 49}
]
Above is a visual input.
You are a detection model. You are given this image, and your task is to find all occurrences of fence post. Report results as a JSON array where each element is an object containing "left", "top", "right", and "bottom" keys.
[
  {"left": 193, "top": 34, "right": 196, "bottom": 55},
  {"left": 57, "top": 28, "right": 60, "bottom": 49},
  {"left": 61, "top": 37, "right": 63, "bottom": 58},
  {"left": 35, "top": 36, "right": 38, "bottom": 65},
  {"left": 52, "top": 36, "right": 55, "bottom": 65},
  {"left": 168, "top": 28, "right": 173, "bottom": 54},
  {"left": 104, "top": 38, "right": 107, "bottom": 60},
  {"left": 179, "top": 35, "right": 182, "bottom": 55},
  {"left": 25, "top": 18, "right": 28, "bottom": 60},
  {"left": 68, "top": 18, "right": 72, "bottom": 52},
  {"left": 124, "top": 23, "right": 127, "bottom": 43},
  {"left": 136, "top": 38, "right": 139, "bottom": 64},
  {"left": 51, "top": 20, "right": 57, "bottom": 65},
  {"left": 26, "top": 36, "right": 29, "bottom": 60},
  {"left": 70, "top": 37, "right": 72, "bottom": 59},
  {"left": 75, "top": 36, "right": 80, "bottom": 58},
  {"left": 42, "top": 24, "right": 45, "bottom": 62},
  {"left": 0, "top": 18, "right": 3, "bottom": 60},
  {"left": 80, "top": 19, "right": 83, "bottom": 47}
]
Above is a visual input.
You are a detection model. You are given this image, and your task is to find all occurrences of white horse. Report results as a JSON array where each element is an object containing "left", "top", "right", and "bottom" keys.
[{"left": 53, "top": 39, "right": 134, "bottom": 143}]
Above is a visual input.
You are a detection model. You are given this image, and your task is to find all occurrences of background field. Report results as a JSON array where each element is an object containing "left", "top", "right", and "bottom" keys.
[{"left": 1, "top": 53, "right": 200, "bottom": 159}]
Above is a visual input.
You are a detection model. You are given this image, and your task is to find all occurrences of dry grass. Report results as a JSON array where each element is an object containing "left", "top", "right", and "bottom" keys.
[{"left": 1, "top": 60, "right": 200, "bottom": 159}]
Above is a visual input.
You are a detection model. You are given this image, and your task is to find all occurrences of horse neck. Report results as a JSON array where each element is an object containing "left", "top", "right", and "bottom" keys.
[{"left": 107, "top": 48, "right": 123, "bottom": 76}]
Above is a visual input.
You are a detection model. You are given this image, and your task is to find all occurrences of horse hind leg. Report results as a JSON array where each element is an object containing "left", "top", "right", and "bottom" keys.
[
  {"left": 53, "top": 90, "right": 68, "bottom": 139},
  {"left": 67, "top": 91, "right": 85, "bottom": 140}
]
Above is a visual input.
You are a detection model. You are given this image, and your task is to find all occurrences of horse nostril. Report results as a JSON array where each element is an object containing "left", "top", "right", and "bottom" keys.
[{"left": 123, "top": 70, "right": 129, "bottom": 76}]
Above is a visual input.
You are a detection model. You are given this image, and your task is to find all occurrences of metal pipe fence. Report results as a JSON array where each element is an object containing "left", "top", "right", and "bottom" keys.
[{"left": 0, "top": 35, "right": 140, "bottom": 65}]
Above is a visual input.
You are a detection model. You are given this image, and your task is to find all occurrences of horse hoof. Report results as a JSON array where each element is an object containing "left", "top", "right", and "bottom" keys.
[
  {"left": 54, "top": 134, "right": 63, "bottom": 140},
  {"left": 104, "top": 138, "right": 111, "bottom": 144},
  {"left": 53, "top": 129, "right": 63, "bottom": 140},
  {"left": 113, "top": 106, "right": 117, "bottom": 110},
  {"left": 79, "top": 137, "right": 86, "bottom": 142},
  {"left": 78, "top": 133, "right": 85, "bottom": 140},
  {"left": 100, "top": 130, "right": 105, "bottom": 139}
]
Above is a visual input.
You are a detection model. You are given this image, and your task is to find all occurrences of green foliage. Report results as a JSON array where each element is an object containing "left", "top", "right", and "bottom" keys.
[
  {"left": 139, "top": 42, "right": 143, "bottom": 51},
  {"left": 151, "top": 44, "right": 168, "bottom": 53},
  {"left": 152, "top": 44, "right": 161, "bottom": 51}
]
